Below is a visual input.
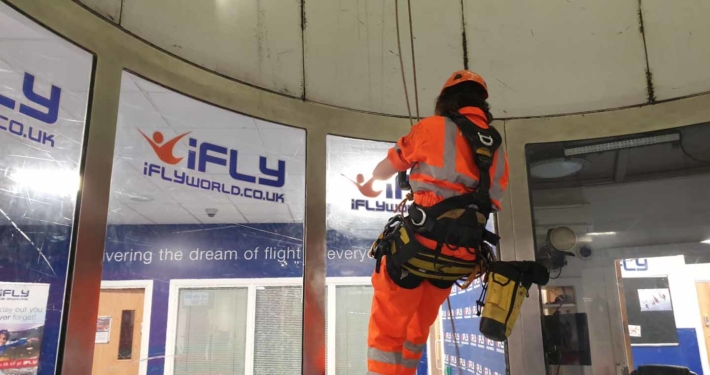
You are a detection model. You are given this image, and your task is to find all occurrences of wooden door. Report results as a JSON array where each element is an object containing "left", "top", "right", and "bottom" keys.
[
  {"left": 92, "top": 289, "right": 145, "bottom": 375},
  {"left": 695, "top": 282, "right": 710, "bottom": 363}
]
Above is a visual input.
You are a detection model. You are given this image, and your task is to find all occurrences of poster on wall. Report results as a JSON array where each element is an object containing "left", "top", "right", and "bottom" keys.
[
  {"left": 0, "top": 283, "right": 49, "bottom": 375},
  {"left": 622, "top": 276, "right": 678, "bottom": 345},
  {"left": 638, "top": 288, "right": 672, "bottom": 312},
  {"left": 95, "top": 317, "right": 112, "bottom": 344}
]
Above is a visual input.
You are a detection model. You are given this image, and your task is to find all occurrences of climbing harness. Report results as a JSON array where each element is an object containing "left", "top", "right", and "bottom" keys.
[{"left": 369, "top": 113, "right": 503, "bottom": 288}]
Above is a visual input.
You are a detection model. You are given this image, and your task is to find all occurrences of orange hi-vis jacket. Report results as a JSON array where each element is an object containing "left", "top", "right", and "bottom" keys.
[{"left": 386, "top": 106, "right": 510, "bottom": 259}]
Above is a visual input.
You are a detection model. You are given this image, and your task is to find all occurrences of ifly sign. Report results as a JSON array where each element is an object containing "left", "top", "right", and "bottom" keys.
[
  {"left": 140, "top": 130, "right": 286, "bottom": 203},
  {"left": 0, "top": 72, "right": 60, "bottom": 148}
]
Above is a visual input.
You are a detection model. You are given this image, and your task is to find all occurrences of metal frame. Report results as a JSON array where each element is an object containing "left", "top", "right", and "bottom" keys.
[
  {"left": 99, "top": 280, "right": 154, "bottom": 375},
  {"left": 5, "top": 1, "right": 710, "bottom": 375}
]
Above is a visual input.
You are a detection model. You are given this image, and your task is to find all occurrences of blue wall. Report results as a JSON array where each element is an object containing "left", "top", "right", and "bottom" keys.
[
  {"left": 1, "top": 223, "right": 399, "bottom": 375},
  {"left": 632, "top": 328, "right": 703, "bottom": 375}
]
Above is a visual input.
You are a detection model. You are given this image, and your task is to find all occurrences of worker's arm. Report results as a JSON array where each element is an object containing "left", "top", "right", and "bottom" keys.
[
  {"left": 372, "top": 157, "right": 399, "bottom": 181},
  {"left": 376, "top": 119, "right": 432, "bottom": 179}
]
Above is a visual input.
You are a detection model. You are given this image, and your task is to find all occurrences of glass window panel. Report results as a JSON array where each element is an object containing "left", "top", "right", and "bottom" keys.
[
  {"left": 0, "top": 3, "right": 93, "bottom": 374},
  {"left": 526, "top": 124, "right": 710, "bottom": 375},
  {"left": 254, "top": 286, "right": 302, "bottom": 374},
  {"left": 335, "top": 285, "right": 374, "bottom": 375},
  {"left": 174, "top": 288, "right": 248, "bottom": 375},
  {"left": 118, "top": 310, "right": 135, "bottom": 360},
  {"left": 93, "top": 71, "right": 306, "bottom": 375}
]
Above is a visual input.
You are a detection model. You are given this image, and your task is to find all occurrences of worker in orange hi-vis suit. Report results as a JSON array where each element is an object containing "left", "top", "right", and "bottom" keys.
[{"left": 366, "top": 70, "right": 509, "bottom": 375}]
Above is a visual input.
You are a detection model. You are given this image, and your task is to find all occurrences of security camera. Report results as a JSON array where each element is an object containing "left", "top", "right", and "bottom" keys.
[{"left": 205, "top": 208, "right": 218, "bottom": 218}]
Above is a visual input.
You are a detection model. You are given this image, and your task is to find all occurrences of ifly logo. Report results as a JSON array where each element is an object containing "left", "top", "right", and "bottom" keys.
[
  {"left": 462, "top": 333, "right": 469, "bottom": 344},
  {"left": 459, "top": 358, "right": 466, "bottom": 367},
  {"left": 140, "top": 130, "right": 286, "bottom": 203},
  {"left": 476, "top": 364, "right": 483, "bottom": 374},
  {"left": 468, "top": 361, "right": 475, "bottom": 371},
  {"left": 485, "top": 368, "right": 492, "bottom": 375},
  {"left": 455, "top": 333, "right": 460, "bottom": 342},
  {"left": 445, "top": 332, "right": 452, "bottom": 341},
  {"left": 486, "top": 338, "right": 495, "bottom": 347},
  {"left": 464, "top": 306, "right": 472, "bottom": 318},
  {"left": 456, "top": 308, "right": 463, "bottom": 318},
  {"left": 450, "top": 355, "right": 456, "bottom": 364},
  {"left": 497, "top": 341, "right": 505, "bottom": 349},
  {"left": 473, "top": 278, "right": 482, "bottom": 289},
  {"left": 345, "top": 173, "right": 410, "bottom": 212},
  {"left": 0, "top": 72, "right": 60, "bottom": 148},
  {"left": 0, "top": 289, "right": 30, "bottom": 298},
  {"left": 478, "top": 335, "right": 485, "bottom": 345}
]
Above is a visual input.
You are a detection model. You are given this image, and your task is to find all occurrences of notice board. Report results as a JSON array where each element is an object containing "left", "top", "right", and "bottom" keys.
[{"left": 622, "top": 276, "right": 678, "bottom": 345}]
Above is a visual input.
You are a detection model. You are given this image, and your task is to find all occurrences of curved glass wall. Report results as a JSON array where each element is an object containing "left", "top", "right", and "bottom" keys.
[
  {"left": 526, "top": 123, "right": 710, "bottom": 375},
  {"left": 0, "top": 3, "right": 93, "bottom": 374},
  {"left": 92, "top": 71, "right": 306, "bottom": 375}
]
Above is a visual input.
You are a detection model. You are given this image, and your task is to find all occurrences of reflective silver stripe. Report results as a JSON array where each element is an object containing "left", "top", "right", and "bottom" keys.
[
  {"left": 402, "top": 356, "right": 421, "bottom": 368},
  {"left": 409, "top": 180, "right": 460, "bottom": 200},
  {"left": 443, "top": 118, "right": 458, "bottom": 175},
  {"left": 489, "top": 149, "right": 507, "bottom": 202},
  {"left": 410, "top": 118, "right": 480, "bottom": 199},
  {"left": 367, "top": 347, "right": 401, "bottom": 365},
  {"left": 414, "top": 162, "right": 478, "bottom": 187},
  {"left": 403, "top": 340, "right": 426, "bottom": 353}
]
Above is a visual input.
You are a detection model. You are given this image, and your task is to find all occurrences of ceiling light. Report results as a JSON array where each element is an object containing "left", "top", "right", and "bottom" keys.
[
  {"left": 9, "top": 169, "right": 79, "bottom": 196},
  {"left": 128, "top": 194, "right": 154, "bottom": 203},
  {"left": 587, "top": 232, "right": 616, "bottom": 236},
  {"left": 564, "top": 133, "right": 679, "bottom": 156},
  {"left": 701, "top": 239, "right": 710, "bottom": 244},
  {"left": 530, "top": 158, "right": 590, "bottom": 179}
]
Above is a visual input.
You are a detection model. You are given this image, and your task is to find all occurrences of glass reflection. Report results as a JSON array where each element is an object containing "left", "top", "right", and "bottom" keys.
[
  {"left": 92, "top": 72, "right": 306, "bottom": 375},
  {"left": 527, "top": 124, "right": 710, "bottom": 375}
]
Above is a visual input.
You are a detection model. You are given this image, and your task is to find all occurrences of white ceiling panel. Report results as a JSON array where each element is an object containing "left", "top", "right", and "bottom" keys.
[
  {"left": 642, "top": 0, "right": 710, "bottom": 100},
  {"left": 78, "top": 0, "right": 122, "bottom": 23},
  {"left": 305, "top": 0, "right": 462, "bottom": 117},
  {"left": 258, "top": 128, "right": 305, "bottom": 156},
  {"left": 0, "top": 4, "right": 44, "bottom": 39},
  {"left": 125, "top": 201, "right": 199, "bottom": 224},
  {"left": 147, "top": 92, "right": 257, "bottom": 130},
  {"left": 464, "top": 0, "right": 648, "bottom": 117},
  {"left": 107, "top": 201, "right": 154, "bottom": 225},
  {"left": 120, "top": 0, "right": 303, "bottom": 96}
]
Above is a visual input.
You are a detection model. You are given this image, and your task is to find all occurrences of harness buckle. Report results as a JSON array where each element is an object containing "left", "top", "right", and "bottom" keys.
[{"left": 410, "top": 206, "right": 427, "bottom": 226}]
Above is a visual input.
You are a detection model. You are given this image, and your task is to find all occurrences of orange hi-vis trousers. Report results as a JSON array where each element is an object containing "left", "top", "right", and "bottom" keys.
[{"left": 367, "top": 260, "right": 452, "bottom": 375}]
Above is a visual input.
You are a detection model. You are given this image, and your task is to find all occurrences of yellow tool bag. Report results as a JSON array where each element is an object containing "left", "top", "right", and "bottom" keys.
[{"left": 478, "top": 261, "right": 549, "bottom": 341}]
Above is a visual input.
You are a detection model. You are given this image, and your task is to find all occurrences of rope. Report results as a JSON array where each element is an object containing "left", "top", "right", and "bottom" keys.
[
  {"left": 406, "top": 0, "right": 420, "bottom": 121},
  {"left": 394, "top": 3, "right": 459, "bottom": 373},
  {"left": 394, "top": 0, "right": 414, "bottom": 126}
]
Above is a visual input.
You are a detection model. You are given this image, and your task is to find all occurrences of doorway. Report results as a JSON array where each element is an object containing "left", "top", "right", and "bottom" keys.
[
  {"left": 92, "top": 287, "right": 148, "bottom": 375},
  {"left": 696, "top": 282, "right": 710, "bottom": 365}
]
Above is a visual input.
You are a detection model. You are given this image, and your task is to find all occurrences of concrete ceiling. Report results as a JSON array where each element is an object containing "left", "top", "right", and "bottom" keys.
[{"left": 77, "top": 0, "right": 710, "bottom": 118}]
